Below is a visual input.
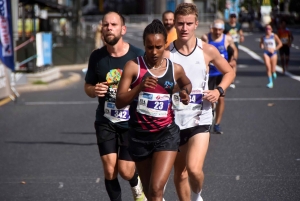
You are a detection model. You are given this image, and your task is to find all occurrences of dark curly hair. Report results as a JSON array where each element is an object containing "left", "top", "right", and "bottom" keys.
[{"left": 142, "top": 19, "right": 167, "bottom": 45}]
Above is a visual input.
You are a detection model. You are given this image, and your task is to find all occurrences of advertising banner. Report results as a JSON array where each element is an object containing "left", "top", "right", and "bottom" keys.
[
  {"left": 0, "top": 62, "right": 11, "bottom": 99},
  {"left": 0, "top": 0, "right": 15, "bottom": 72},
  {"left": 36, "top": 32, "right": 52, "bottom": 67}
]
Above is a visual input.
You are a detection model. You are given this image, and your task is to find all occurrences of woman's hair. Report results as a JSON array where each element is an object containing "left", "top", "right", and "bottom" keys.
[{"left": 143, "top": 19, "right": 167, "bottom": 45}]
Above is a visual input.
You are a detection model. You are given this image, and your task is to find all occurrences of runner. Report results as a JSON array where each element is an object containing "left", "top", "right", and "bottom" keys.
[
  {"left": 84, "top": 12, "right": 146, "bottom": 201},
  {"left": 277, "top": 20, "right": 294, "bottom": 73},
  {"left": 162, "top": 10, "right": 177, "bottom": 49},
  {"left": 224, "top": 12, "right": 244, "bottom": 88},
  {"left": 260, "top": 24, "right": 282, "bottom": 88},
  {"left": 201, "top": 19, "right": 238, "bottom": 134},
  {"left": 164, "top": 3, "right": 235, "bottom": 201},
  {"left": 115, "top": 19, "right": 192, "bottom": 201}
]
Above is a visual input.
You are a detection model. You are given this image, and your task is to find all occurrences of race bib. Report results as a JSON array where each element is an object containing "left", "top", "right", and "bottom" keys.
[
  {"left": 264, "top": 41, "right": 275, "bottom": 49},
  {"left": 137, "top": 92, "right": 170, "bottom": 117},
  {"left": 104, "top": 101, "right": 130, "bottom": 123},
  {"left": 281, "top": 38, "right": 288, "bottom": 44},
  {"left": 172, "top": 88, "right": 203, "bottom": 111}
]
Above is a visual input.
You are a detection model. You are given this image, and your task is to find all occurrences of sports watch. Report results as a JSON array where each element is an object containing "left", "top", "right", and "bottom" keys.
[{"left": 216, "top": 86, "right": 224, "bottom": 96}]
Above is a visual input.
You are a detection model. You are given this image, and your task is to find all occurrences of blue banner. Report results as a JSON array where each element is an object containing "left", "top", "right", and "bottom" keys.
[
  {"left": 42, "top": 33, "right": 52, "bottom": 66},
  {"left": 0, "top": 0, "right": 14, "bottom": 71},
  {"left": 36, "top": 32, "right": 52, "bottom": 67}
]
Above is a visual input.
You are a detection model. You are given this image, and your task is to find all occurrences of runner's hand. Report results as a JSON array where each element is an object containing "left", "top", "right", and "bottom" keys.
[
  {"left": 139, "top": 76, "right": 158, "bottom": 90},
  {"left": 179, "top": 90, "right": 190, "bottom": 105},
  {"left": 95, "top": 82, "right": 108, "bottom": 97},
  {"left": 229, "top": 59, "right": 236, "bottom": 68},
  {"left": 203, "top": 89, "right": 220, "bottom": 103}
]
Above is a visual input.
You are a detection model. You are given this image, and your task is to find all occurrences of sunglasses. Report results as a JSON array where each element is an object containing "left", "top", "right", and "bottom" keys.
[{"left": 265, "top": 28, "right": 271, "bottom": 30}]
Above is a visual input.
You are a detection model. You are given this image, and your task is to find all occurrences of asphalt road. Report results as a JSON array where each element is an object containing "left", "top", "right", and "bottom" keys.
[{"left": 0, "top": 25, "right": 300, "bottom": 201}]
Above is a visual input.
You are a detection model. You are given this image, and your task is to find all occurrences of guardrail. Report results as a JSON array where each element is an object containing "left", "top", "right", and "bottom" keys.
[{"left": 83, "top": 13, "right": 217, "bottom": 24}]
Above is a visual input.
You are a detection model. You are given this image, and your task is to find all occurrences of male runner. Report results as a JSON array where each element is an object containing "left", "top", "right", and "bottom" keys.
[
  {"left": 164, "top": 3, "right": 235, "bottom": 201},
  {"left": 84, "top": 12, "right": 146, "bottom": 201},
  {"left": 277, "top": 20, "right": 293, "bottom": 73},
  {"left": 201, "top": 19, "right": 238, "bottom": 134},
  {"left": 162, "top": 10, "right": 177, "bottom": 49},
  {"left": 224, "top": 12, "right": 244, "bottom": 88}
]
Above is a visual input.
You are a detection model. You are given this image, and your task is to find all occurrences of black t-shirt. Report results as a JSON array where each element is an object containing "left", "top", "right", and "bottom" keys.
[{"left": 85, "top": 44, "right": 144, "bottom": 128}]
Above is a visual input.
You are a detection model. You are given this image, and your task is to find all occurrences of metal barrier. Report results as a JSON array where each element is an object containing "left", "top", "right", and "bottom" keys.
[{"left": 83, "top": 13, "right": 217, "bottom": 24}]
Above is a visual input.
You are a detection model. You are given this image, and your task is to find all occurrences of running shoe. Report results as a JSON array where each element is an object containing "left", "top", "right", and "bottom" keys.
[
  {"left": 131, "top": 177, "right": 147, "bottom": 201},
  {"left": 229, "top": 83, "right": 236, "bottom": 89},
  {"left": 266, "top": 82, "right": 273, "bottom": 88},
  {"left": 213, "top": 124, "right": 223, "bottom": 134}
]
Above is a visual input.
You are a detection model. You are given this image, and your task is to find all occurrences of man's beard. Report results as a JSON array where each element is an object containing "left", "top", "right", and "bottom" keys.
[
  {"left": 164, "top": 24, "right": 174, "bottom": 31},
  {"left": 104, "top": 33, "right": 121, "bottom": 46}
]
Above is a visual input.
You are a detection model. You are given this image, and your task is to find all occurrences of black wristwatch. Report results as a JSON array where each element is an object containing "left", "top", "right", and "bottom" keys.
[{"left": 216, "top": 86, "right": 224, "bottom": 96}]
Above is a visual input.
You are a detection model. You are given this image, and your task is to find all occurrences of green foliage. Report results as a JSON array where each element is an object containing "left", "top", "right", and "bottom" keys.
[{"left": 32, "top": 80, "right": 48, "bottom": 85}]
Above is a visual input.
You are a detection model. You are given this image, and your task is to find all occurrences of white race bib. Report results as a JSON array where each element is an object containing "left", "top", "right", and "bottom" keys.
[
  {"left": 137, "top": 92, "right": 170, "bottom": 117},
  {"left": 104, "top": 101, "right": 130, "bottom": 123},
  {"left": 172, "top": 88, "right": 203, "bottom": 111},
  {"left": 281, "top": 38, "right": 288, "bottom": 44}
]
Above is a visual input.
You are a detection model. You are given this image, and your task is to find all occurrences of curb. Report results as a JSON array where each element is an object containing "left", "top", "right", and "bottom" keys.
[{"left": 15, "top": 71, "right": 82, "bottom": 93}]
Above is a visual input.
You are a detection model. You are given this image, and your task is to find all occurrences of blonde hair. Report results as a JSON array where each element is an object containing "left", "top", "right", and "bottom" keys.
[{"left": 174, "top": 3, "right": 198, "bottom": 20}]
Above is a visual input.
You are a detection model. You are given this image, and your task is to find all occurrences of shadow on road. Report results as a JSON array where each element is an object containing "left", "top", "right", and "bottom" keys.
[
  {"left": 61, "top": 131, "right": 95, "bottom": 135},
  {"left": 5, "top": 141, "right": 97, "bottom": 146}
]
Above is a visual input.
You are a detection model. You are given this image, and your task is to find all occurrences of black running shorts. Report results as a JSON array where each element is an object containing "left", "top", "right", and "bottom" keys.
[
  {"left": 94, "top": 121, "right": 132, "bottom": 160},
  {"left": 127, "top": 122, "right": 180, "bottom": 162},
  {"left": 279, "top": 44, "right": 290, "bottom": 56},
  {"left": 179, "top": 125, "right": 211, "bottom": 146},
  {"left": 208, "top": 75, "right": 225, "bottom": 97}
]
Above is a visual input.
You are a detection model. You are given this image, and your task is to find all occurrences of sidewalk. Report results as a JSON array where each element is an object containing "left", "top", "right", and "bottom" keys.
[{"left": 14, "top": 63, "right": 87, "bottom": 93}]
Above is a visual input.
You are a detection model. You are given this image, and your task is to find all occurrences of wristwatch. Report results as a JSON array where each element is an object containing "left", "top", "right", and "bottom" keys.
[{"left": 216, "top": 86, "right": 224, "bottom": 96}]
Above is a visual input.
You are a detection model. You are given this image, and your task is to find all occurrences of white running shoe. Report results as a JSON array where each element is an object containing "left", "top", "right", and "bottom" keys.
[
  {"left": 229, "top": 83, "right": 236, "bottom": 89},
  {"left": 131, "top": 176, "right": 147, "bottom": 201}
]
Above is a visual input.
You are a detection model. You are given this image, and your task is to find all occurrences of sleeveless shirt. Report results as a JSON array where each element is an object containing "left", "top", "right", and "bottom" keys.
[
  {"left": 263, "top": 33, "right": 276, "bottom": 50},
  {"left": 129, "top": 56, "right": 176, "bottom": 132},
  {"left": 169, "top": 38, "right": 212, "bottom": 129},
  {"left": 277, "top": 28, "right": 291, "bottom": 45},
  {"left": 208, "top": 33, "right": 228, "bottom": 77}
]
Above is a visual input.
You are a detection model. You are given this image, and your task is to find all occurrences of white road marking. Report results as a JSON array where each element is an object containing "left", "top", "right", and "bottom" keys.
[
  {"left": 96, "top": 178, "right": 100, "bottom": 183},
  {"left": 226, "top": 97, "right": 300, "bottom": 101},
  {"left": 236, "top": 175, "right": 240, "bottom": 180},
  {"left": 239, "top": 45, "right": 300, "bottom": 82},
  {"left": 255, "top": 38, "right": 261, "bottom": 42},
  {"left": 295, "top": 46, "right": 299, "bottom": 49},
  {"left": 24, "top": 98, "right": 300, "bottom": 106},
  {"left": 25, "top": 101, "right": 98, "bottom": 105},
  {"left": 58, "top": 182, "right": 64, "bottom": 188},
  {"left": 237, "top": 64, "right": 248, "bottom": 68}
]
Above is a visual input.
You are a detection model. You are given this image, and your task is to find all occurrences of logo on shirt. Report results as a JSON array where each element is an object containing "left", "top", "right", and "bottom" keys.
[
  {"left": 106, "top": 69, "right": 123, "bottom": 99},
  {"left": 107, "top": 102, "right": 115, "bottom": 109},
  {"left": 142, "top": 93, "right": 153, "bottom": 99},
  {"left": 164, "top": 81, "right": 174, "bottom": 89},
  {"left": 217, "top": 46, "right": 225, "bottom": 52}
]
